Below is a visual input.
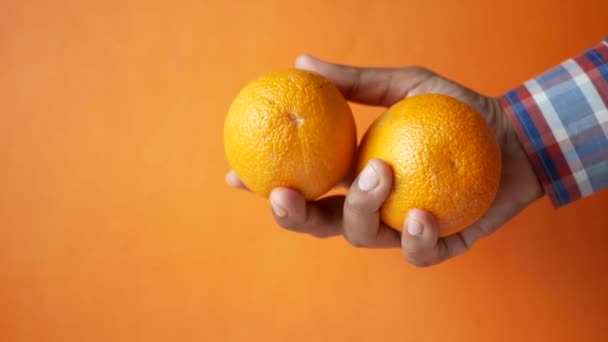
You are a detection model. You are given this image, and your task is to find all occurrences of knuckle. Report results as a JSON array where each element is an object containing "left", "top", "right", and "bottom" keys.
[
  {"left": 310, "top": 231, "right": 332, "bottom": 239},
  {"left": 349, "top": 239, "right": 366, "bottom": 248},
  {"left": 279, "top": 223, "right": 302, "bottom": 232},
  {"left": 408, "top": 66, "right": 434, "bottom": 76},
  {"left": 403, "top": 249, "right": 430, "bottom": 267},
  {"left": 407, "top": 255, "right": 431, "bottom": 267},
  {"left": 412, "top": 65, "right": 428, "bottom": 73},
  {"left": 344, "top": 197, "right": 369, "bottom": 216},
  {"left": 346, "top": 236, "right": 366, "bottom": 248},
  {"left": 412, "top": 260, "right": 431, "bottom": 268},
  {"left": 452, "top": 234, "right": 472, "bottom": 254},
  {"left": 345, "top": 68, "right": 362, "bottom": 99},
  {"left": 345, "top": 194, "right": 377, "bottom": 217},
  {"left": 276, "top": 217, "right": 306, "bottom": 232},
  {"left": 279, "top": 212, "right": 308, "bottom": 228},
  {"left": 343, "top": 231, "right": 367, "bottom": 248},
  {"left": 478, "top": 221, "right": 496, "bottom": 236}
]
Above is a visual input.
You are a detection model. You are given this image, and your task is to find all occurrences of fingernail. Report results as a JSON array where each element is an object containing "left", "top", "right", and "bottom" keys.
[
  {"left": 406, "top": 216, "right": 423, "bottom": 236},
  {"left": 358, "top": 162, "right": 379, "bottom": 191},
  {"left": 270, "top": 199, "right": 287, "bottom": 218},
  {"left": 295, "top": 54, "right": 316, "bottom": 68},
  {"left": 225, "top": 171, "right": 238, "bottom": 187}
]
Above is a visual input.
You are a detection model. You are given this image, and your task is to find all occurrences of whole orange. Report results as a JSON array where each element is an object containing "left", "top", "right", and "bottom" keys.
[
  {"left": 224, "top": 69, "right": 356, "bottom": 200},
  {"left": 357, "top": 94, "right": 501, "bottom": 236}
]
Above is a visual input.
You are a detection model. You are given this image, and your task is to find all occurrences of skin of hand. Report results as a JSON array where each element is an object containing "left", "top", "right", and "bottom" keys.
[{"left": 226, "top": 55, "right": 544, "bottom": 267}]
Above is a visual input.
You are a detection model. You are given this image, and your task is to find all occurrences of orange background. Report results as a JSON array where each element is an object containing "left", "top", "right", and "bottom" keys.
[{"left": 2, "top": 1, "right": 608, "bottom": 341}]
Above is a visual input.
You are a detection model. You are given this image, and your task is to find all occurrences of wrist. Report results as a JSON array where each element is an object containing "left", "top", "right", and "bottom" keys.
[{"left": 495, "top": 96, "right": 546, "bottom": 201}]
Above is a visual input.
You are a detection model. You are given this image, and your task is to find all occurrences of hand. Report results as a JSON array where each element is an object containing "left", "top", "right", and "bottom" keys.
[{"left": 226, "top": 55, "right": 544, "bottom": 266}]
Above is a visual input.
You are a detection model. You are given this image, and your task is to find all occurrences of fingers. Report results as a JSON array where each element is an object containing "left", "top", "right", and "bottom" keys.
[
  {"left": 342, "top": 159, "right": 401, "bottom": 248},
  {"left": 269, "top": 188, "right": 343, "bottom": 238},
  {"left": 401, "top": 209, "right": 443, "bottom": 266},
  {"left": 226, "top": 170, "right": 344, "bottom": 238},
  {"left": 295, "top": 54, "right": 435, "bottom": 107},
  {"left": 401, "top": 209, "right": 494, "bottom": 267},
  {"left": 225, "top": 170, "right": 250, "bottom": 191},
  {"left": 401, "top": 209, "right": 471, "bottom": 267},
  {"left": 456, "top": 205, "right": 509, "bottom": 252}
]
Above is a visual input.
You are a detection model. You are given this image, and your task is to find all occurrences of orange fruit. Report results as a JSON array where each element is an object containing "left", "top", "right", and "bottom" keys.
[
  {"left": 224, "top": 69, "right": 356, "bottom": 200},
  {"left": 357, "top": 94, "right": 501, "bottom": 237}
]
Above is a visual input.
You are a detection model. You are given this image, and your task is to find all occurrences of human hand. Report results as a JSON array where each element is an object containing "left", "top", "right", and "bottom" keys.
[{"left": 226, "top": 55, "right": 544, "bottom": 266}]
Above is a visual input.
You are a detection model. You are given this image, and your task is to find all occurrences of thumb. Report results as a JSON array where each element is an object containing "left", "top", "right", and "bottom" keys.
[{"left": 295, "top": 54, "right": 435, "bottom": 107}]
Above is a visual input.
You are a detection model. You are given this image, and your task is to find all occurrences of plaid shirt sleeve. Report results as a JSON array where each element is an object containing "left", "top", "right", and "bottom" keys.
[{"left": 500, "top": 38, "right": 608, "bottom": 207}]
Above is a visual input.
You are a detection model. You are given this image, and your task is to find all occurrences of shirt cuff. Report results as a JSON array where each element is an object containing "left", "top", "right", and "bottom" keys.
[{"left": 500, "top": 38, "right": 608, "bottom": 207}]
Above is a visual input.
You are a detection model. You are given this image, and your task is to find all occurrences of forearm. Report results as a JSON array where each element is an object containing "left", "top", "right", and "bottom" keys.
[{"left": 500, "top": 38, "right": 608, "bottom": 206}]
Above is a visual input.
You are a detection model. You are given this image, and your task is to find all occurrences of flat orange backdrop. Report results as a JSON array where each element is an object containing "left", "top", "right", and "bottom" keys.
[{"left": 2, "top": 1, "right": 608, "bottom": 341}]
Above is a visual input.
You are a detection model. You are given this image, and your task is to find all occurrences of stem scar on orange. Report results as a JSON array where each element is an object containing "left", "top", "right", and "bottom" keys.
[
  {"left": 356, "top": 94, "right": 502, "bottom": 237},
  {"left": 224, "top": 69, "right": 357, "bottom": 200}
]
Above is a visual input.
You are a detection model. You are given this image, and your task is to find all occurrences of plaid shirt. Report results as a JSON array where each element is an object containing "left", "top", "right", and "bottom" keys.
[{"left": 500, "top": 38, "right": 608, "bottom": 207}]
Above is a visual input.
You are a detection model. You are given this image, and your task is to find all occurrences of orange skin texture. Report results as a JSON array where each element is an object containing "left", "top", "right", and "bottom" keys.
[
  {"left": 357, "top": 94, "right": 502, "bottom": 237},
  {"left": 224, "top": 69, "right": 357, "bottom": 200}
]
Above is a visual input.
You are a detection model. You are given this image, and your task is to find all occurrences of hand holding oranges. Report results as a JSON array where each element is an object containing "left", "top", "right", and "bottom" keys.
[{"left": 225, "top": 55, "right": 543, "bottom": 266}]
